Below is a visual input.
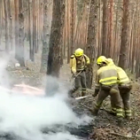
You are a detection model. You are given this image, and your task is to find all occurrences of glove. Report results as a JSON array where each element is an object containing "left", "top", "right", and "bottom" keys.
[
  {"left": 92, "top": 92, "right": 98, "bottom": 97},
  {"left": 92, "top": 89, "right": 99, "bottom": 97}
]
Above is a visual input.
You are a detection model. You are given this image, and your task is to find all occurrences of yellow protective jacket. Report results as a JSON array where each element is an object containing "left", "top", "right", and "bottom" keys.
[
  {"left": 107, "top": 62, "right": 130, "bottom": 85},
  {"left": 70, "top": 54, "right": 90, "bottom": 74},
  {"left": 95, "top": 65, "right": 118, "bottom": 89},
  {"left": 116, "top": 66, "right": 130, "bottom": 85}
]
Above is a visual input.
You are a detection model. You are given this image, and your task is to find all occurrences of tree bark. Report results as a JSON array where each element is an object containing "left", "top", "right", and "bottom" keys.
[
  {"left": 70, "top": 0, "right": 75, "bottom": 54},
  {"left": 14, "top": 0, "right": 19, "bottom": 57},
  {"left": 0, "top": 1, "right": 2, "bottom": 47},
  {"left": 102, "top": 0, "right": 108, "bottom": 56},
  {"left": 101, "top": 0, "right": 108, "bottom": 56},
  {"left": 29, "top": 0, "right": 34, "bottom": 61},
  {"left": 118, "top": 0, "right": 130, "bottom": 69},
  {"left": 7, "top": 0, "right": 13, "bottom": 51},
  {"left": 108, "top": 0, "right": 113, "bottom": 57},
  {"left": 40, "top": 0, "right": 49, "bottom": 72},
  {"left": 86, "top": 0, "right": 98, "bottom": 88},
  {"left": 33, "top": 1, "right": 37, "bottom": 54},
  {"left": 4, "top": 0, "right": 9, "bottom": 52},
  {"left": 15, "top": 0, "right": 25, "bottom": 66},
  {"left": 47, "top": 0, "right": 65, "bottom": 77}
]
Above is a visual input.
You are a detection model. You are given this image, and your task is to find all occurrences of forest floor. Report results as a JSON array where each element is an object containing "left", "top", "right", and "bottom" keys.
[{"left": 6, "top": 60, "right": 140, "bottom": 140}]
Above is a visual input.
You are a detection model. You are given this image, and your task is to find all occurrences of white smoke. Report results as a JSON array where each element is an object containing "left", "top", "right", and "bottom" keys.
[{"left": 0, "top": 57, "right": 93, "bottom": 140}]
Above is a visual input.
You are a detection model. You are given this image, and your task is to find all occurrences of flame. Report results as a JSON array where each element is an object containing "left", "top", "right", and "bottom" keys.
[{"left": 0, "top": 84, "right": 45, "bottom": 96}]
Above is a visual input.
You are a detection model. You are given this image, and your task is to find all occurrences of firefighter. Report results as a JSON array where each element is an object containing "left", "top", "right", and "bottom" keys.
[
  {"left": 107, "top": 58, "right": 132, "bottom": 119},
  {"left": 92, "top": 56, "right": 123, "bottom": 117},
  {"left": 69, "top": 48, "right": 90, "bottom": 97}
]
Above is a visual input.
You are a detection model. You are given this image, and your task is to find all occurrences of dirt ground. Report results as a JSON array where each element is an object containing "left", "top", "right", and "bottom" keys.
[{"left": 6, "top": 60, "right": 140, "bottom": 140}]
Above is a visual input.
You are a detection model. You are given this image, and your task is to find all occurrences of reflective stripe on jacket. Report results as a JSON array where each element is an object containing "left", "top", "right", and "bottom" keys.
[
  {"left": 116, "top": 66, "right": 130, "bottom": 84},
  {"left": 95, "top": 65, "right": 118, "bottom": 87},
  {"left": 70, "top": 54, "right": 90, "bottom": 73}
]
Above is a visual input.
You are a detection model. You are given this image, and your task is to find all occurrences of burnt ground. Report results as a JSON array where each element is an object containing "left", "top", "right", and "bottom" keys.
[{"left": 5, "top": 60, "right": 140, "bottom": 140}]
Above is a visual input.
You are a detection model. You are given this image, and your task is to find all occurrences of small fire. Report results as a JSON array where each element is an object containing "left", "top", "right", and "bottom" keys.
[{"left": 0, "top": 84, "right": 45, "bottom": 96}]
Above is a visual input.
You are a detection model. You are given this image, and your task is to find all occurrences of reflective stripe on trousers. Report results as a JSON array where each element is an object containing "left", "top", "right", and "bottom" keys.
[
  {"left": 116, "top": 108, "right": 124, "bottom": 117},
  {"left": 125, "top": 109, "right": 132, "bottom": 117}
]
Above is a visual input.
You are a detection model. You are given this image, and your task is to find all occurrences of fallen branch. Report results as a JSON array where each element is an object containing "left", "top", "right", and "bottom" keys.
[
  {"left": 75, "top": 95, "right": 92, "bottom": 100},
  {"left": 110, "top": 132, "right": 140, "bottom": 139},
  {"left": 110, "top": 132, "right": 134, "bottom": 139}
]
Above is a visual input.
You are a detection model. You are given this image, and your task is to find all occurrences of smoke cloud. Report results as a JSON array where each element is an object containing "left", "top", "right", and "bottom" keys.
[{"left": 0, "top": 57, "right": 93, "bottom": 140}]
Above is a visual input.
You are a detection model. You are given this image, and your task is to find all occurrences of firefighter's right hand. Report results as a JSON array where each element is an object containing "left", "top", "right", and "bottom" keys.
[{"left": 92, "top": 89, "right": 99, "bottom": 97}]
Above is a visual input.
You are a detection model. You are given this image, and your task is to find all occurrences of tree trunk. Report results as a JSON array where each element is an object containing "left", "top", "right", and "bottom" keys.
[
  {"left": 7, "top": 0, "right": 13, "bottom": 51},
  {"left": 15, "top": 0, "right": 25, "bottom": 66},
  {"left": 70, "top": 0, "right": 75, "bottom": 54},
  {"left": 98, "top": 0, "right": 102, "bottom": 56},
  {"left": 114, "top": 0, "right": 119, "bottom": 62},
  {"left": 109, "top": 0, "right": 113, "bottom": 57},
  {"left": 101, "top": 0, "right": 108, "bottom": 56},
  {"left": 29, "top": 0, "right": 34, "bottom": 61},
  {"left": 4, "top": 0, "right": 9, "bottom": 53},
  {"left": 118, "top": 0, "right": 130, "bottom": 69},
  {"left": 0, "top": 1, "right": 2, "bottom": 48},
  {"left": 14, "top": 0, "right": 19, "bottom": 58},
  {"left": 47, "top": 0, "right": 65, "bottom": 77},
  {"left": 33, "top": 1, "right": 37, "bottom": 54},
  {"left": 40, "top": 0, "right": 49, "bottom": 72},
  {"left": 86, "top": 0, "right": 98, "bottom": 88},
  {"left": 67, "top": 0, "right": 70, "bottom": 63}
]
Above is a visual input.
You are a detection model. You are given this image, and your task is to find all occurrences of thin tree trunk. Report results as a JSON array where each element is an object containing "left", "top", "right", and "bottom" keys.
[
  {"left": 114, "top": 0, "right": 119, "bottom": 61},
  {"left": 67, "top": 0, "right": 70, "bottom": 63},
  {"left": 16, "top": 0, "right": 25, "bottom": 66},
  {"left": 109, "top": 0, "right": 113, "bottom": 57},
  {"left": 7, "top": 0, "right": 13, "bottom": 51},
  {"left": 101, "top": 0, "right": 108, "bottom": 56},
  {"left": 4, "top": 0, "right": 9, "bottom": 52},
  {"left": 98, "top": 0, "right": 101, "bottom": 56},
  {"left": 14, "top": 0, "right": 19, "bottom": 58},
  {"left": 70, "top": 0, "right": 75, "bottom": 54},
  {"left": 0, "top": 1, "right": 3, "bottom": 48},
  {"left": 29, "top": 0, "right": 34, "bottom": 61},
  {"left": 33, "top": 1, "right": 37, "bottom": 54}
]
